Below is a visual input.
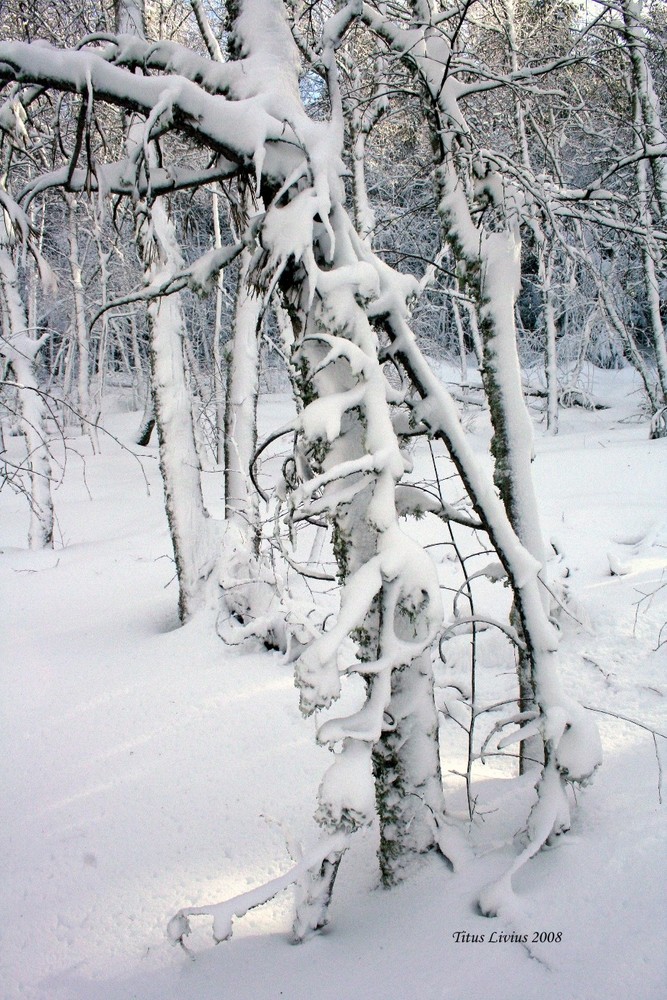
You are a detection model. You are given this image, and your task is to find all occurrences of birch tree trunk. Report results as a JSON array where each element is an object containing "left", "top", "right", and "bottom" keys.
[
  {"left": 542, "top": 250, "right": 559, "bottom": 435},
  {"left": 139, "top": 198, "right": 217, "bottom": 621},
  {"left": 66, "top": 195, "right": 96, "bottom": 448},
  {"left": 0, "top": 246, "right": 54, "bottom": 549},
  {"left": 621, "top": 0, "right": 667, "bottom": 220},
  {"left": 91, "top": 221, "right": 111, "bottom": 438},
  {"left": 502, "top": 0, "right": 561, "bottom": 433},
  {"left": 437, "top": 160, "right": 548, "bottom": 771},
  {"left": 117, "top": 0, "right": 216, "bottom": 620},
  {"left": 224, "top": 245, "right": 261, "bottom": 550},
  {"left": 622, "top": 0, "right": 667, "bottom": 413},
  {"left": 211, "top": 189, "right": 226, "bottom": 466}
]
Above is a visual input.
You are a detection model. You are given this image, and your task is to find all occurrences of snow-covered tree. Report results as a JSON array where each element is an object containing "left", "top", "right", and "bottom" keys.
[{"left": 5, "top": 0, "right": 646, "bottom": 938}]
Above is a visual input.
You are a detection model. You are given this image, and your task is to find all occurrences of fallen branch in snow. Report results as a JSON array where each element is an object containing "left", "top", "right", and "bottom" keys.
[
  {"left": 166, "top": 831, "right": 351, "bottom": 951},
  {"left": 478, "top": 700, "right": 666, "bottom": 915}
]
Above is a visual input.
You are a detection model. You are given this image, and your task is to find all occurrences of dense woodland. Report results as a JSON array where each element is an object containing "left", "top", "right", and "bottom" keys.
[{"left": 0, "top": 0, "right": 665, "bottom": 943}]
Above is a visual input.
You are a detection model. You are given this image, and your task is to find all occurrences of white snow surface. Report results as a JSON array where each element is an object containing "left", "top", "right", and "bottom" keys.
[{"left": 1, "top": 367, "right": 666, "bottom": 1000}]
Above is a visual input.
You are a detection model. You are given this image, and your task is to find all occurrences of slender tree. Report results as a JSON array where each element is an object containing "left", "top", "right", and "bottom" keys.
[{"left": 0, "top": 207, "right": 54, "bottom": 549}]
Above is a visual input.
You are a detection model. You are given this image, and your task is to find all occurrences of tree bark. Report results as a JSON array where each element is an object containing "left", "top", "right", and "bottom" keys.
[{"left": 0, "top": 247, "right": 54, "bottom": 549}]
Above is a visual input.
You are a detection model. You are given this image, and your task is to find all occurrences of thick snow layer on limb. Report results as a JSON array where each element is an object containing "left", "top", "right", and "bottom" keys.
[
  {"left": 232, "top": 0, "right": 302, "bottom": 101},
  {"left": 111, "top": 35, "right": 237, "bottom": 94},
  {"left": 17, "top": 151, "right": 244, "bottom": 205},
  {"left": 321, "top": 0, "right": 363, "bottom": 52},
  {"left": 0, "top": 95, "right": 29, "bottom": 144},
  {"left": 167, "top": 831, "right": 350, "bottom": 947},
  {"left": 0, "top": 187, "right": 31, "bottom": 244},
  {"left": 545, "top": 701, "right": 603, "bottom": 785},
  {"left": 261, "top": 191, "right": 318, "bottom": 289},
  {"left": 315, "top": 738, "right": 376, "bottom": 832},
  {"left": 317, "top": 258, "right": 380, "bottom": 305},
  {"left": 0, "top": 40, "right": 296, "bottom": 173},
  {"left": 295, "top": 555, "right": 384, "bottom": 713},
  {"left": 293, "top": 448, "right": 376, "bottom": 497},
  {"left": 477, "top": 764, "right": 573, "bottom": 919},
  {"left": 315, "top": 598, "right": 440, "bottom": 744}
]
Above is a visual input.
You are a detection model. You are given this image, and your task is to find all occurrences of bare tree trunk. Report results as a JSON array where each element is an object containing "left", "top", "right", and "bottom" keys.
[
  {"left": 450, "top": 298, "right": 467, "bottom": 387},
  {"left": 503, "top": 0, "right": 560, "bottom": 433},
  {"left": 0, "top": 247, "right": 54, "bottom": 549},
  {"left": 542, "top": 250, "right": 559, "bottom": 434},
  {"left": 135, "top": 391, "right": 155, "bottom": 446},
  {"left": 211, "top": 189, "right": 226, "bottom": 466},
  {"left": 437, "top": 160, "right": 548, "bottom": 773},
  {"left": 66, "top": 196, "right": 96, "bottom": 448},
  {"left": 224, "top": 247, "right": 261, "bottom": 547},
  {"left": 91, "top": 221, "right": 111, "bottom": 438},
  {"left": 630, "top": 63, "right": 667, "bottom": 407}
]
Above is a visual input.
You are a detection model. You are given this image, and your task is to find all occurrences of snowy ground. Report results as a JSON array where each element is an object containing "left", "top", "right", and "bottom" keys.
[{"left": 1, "top": 366, "right": 665, "bottom": 1000}]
